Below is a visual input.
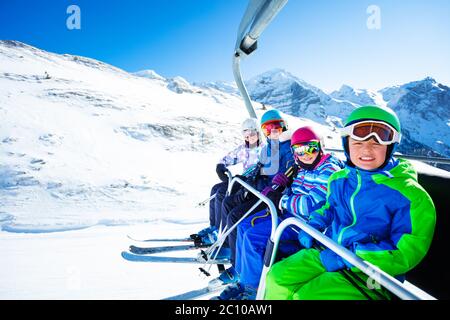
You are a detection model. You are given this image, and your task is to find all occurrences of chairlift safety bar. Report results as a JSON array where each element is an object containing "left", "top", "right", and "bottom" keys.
[{"left": 255, "top": 216, "right": 436, "bottom": 300}]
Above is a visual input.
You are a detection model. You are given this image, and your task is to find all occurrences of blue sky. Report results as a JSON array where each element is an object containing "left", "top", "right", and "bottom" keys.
[{"left": 0, "top": 0, "right": 449, "bottom": 92}]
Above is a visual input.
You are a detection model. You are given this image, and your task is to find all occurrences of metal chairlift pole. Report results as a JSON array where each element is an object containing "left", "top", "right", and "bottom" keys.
[{"left": 233, "top": 0, "right": 289, "bottom": 119}]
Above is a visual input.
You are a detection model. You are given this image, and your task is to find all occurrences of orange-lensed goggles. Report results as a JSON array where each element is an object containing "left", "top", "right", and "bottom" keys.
[
  {"left": 341, "top": 120, "right": 401, "bottom": 145},
  {"left": 261, "top": 122, "right": 284, "bottom": 136}
]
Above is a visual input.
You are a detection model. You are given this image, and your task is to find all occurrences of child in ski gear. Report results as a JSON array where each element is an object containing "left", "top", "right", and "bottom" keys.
[
  {"left": 216, "top": 118, "right": 262, "bottom": 181},
  {"left": 195, "top": 118, "right": 263, "bottom": 243},
  {"left": 264, "top": 105, "right": 436, "bottom": 300},
  {"left": 218, "top": 110, "right": 294, "bottom": 262},
  {"left": 220, "top": 126, "right": 343, "bottom": 300},
  {"left": 211, "top": 110, "right": 294, "bottom": 299}
]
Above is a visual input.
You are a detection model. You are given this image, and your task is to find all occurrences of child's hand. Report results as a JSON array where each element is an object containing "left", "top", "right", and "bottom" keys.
[
  {"left": 298, "top": 230, "right": 314, "bottom": 248},
  {"left": 319, "top": 248, "right": 353, "bottom": 272}
]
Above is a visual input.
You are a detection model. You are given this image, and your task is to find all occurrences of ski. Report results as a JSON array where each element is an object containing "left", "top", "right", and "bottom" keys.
[
  {"left": 163, "top": 284, "right": 226, "bottom": 300},
  {"left": 129, "top": 244, "right": 207, "bottom": 255},
  {"left": 127, "top": 235, "right": 193, "bottom": 243},
  {"left": 121, "top": 251, "right": 230, "bottom": 264}
]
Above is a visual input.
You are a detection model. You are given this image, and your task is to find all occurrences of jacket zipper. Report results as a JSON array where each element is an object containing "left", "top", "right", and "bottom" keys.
[{"left": 337, "top": 169, "right": 362, "bottom": 245}]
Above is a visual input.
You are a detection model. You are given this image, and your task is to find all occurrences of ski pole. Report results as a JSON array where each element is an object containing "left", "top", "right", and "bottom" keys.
[
  {"left": 203, "top": 198, "right": 263, "bottom": 260},
  {"left": 196, "top": 193, "right": 217, "bottom": 207},
  {"left": 207, "top": 164, "right": 295, "bottom": 257},
  {"left": 197, "top": 169, "right": 234, "bottom": 208},
  {"left": 202, "top": 165, "right": 296, "bottom": 266}
]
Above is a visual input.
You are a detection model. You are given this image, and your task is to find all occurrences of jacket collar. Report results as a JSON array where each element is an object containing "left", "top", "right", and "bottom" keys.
[{"left": 346, "top": 157, "right": 399, "bottom": 179}]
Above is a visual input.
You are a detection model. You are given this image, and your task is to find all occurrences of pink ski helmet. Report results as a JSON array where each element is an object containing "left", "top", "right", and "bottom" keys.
[{"left": 291, "top": 126, "right": 322, "bottom": 146}]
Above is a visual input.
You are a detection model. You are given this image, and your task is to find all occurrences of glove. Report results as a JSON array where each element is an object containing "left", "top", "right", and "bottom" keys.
[
  {"left": 319, "top": 248, "right": 353, "bottom": 272},
  {"left": 298, "top": 230, "right": 314, "bottom": 249},
  {"left": 261, "top": 187, "right": 283, "bottom": 212},
  {"left": 216, "top": 163, "right": 228, "bottom": 182},
  {"left": 271, "top": 173, "right": 290, "bottom": 188},
  {"left": 261, "top": 186, "right": 273, "bottom": 196},
  {"left": 233, "top": 189, "right": 248, "bottom": 203},
  {"left": 267, "top": 191, "right": 283, "bottom": 208}
]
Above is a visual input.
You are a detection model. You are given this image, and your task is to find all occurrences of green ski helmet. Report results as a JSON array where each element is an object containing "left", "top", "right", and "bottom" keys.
[
  {"left": 342, "top": 105, "right": 402, "bottom": 166},
  {"left": 344, "top": 105, "right": 401, "bottom": 133}
]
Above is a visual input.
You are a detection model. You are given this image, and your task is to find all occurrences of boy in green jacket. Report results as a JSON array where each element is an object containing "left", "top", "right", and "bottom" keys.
[{"left": 264, "top": 105, "right": 436, "bottom": 300}]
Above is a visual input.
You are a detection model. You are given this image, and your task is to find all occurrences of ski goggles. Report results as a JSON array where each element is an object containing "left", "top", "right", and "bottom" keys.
[
  {"left": 341, "top": 120, "right": 401, "bottom": 145},
  {"left": 243, "top": 129, "right": 258, "bottom": 139},
  {"left": 261, "top": 121, "right": 284, "bottom": 136},
  {"left": 291, "top": 141, "right": 321, "bottom": 157}
]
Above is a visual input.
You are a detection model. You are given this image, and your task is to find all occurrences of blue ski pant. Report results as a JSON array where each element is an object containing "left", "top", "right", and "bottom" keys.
[
  {"left": 235, "top": 211, "right": 301, "bottom": 289},
  {"left": 222, "top": 195, "right": 265, "bottom": 264}
]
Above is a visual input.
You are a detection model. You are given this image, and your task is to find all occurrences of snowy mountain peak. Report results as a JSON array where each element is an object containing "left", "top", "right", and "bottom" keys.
[
  {"left": 330, "top": 84, "right": 378, "bottom": 106},
  {"left": 0, "top": 40, "right": 129, "bottom": 77},
  {"left": 377, "top": 77, "right": 450, "bottom": 157},
  {"left": 133, "top": 69, "right": 165, "bottom": 81},
  {"left": 167, "top": 76, "right": 202, "bottom": 94},
  {"left": 256, "top": 68, "right": 293, "bottom": 79},
  {"left": 0, "top": 40, "right": 32, "bottom": 49},
  {"left": 337, "top": 84, "right": 355, "bottom": 93},
  {"left": 0, "top": 40, "right": 51, "bottom": 59},
  {"left": 424, "top": 76, "right": 436, "bottom": 83},
  {"left": 247, "top": 68, "right": 318, "bottom": 92},
  {"left": 133, "top": 70, "right": 205, "bottom": 94},
  {"left": 403, "top": 77, "right": 439, "bottom": 91},
  {"left": 237, "top": 68, "right": 449, "bottom": 158},
  {"left": 330, "top": 84, "right": 356, "bottom": 99},
  {"left": 194, "top": 80, "right": 239, "bottom": 96},
  {"left": 245, "top": 69, "right": 355, "bottom": 127}
]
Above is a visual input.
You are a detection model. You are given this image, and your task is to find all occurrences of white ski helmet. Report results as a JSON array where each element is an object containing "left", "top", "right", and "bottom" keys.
[{"left": 241, "top": 118, "right": 259, "bottom": 132}]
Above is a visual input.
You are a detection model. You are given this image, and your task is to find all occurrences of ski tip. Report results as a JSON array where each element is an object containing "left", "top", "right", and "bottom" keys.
[
  {"left": 126, "top": 235, "right": 139, "bottom": 242},
  {"left": 121, "top": 251, "right": 142, "bottom": 262},
  {"left": 121, "top": 251, "right": 130, "bottom": 259}
]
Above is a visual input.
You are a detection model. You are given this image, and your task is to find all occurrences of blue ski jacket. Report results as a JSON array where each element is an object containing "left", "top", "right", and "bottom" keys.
[{"left": 309, "top": 158, "right": 436, "bottom": 277}]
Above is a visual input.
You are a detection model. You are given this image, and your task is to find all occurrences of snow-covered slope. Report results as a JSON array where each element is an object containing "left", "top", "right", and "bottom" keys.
[
  {"left": 0, "top": 221, "right": 224, "bottom": 299},
  {"left": 0, "top": 40, "right": 253, "bottom": 232}
]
